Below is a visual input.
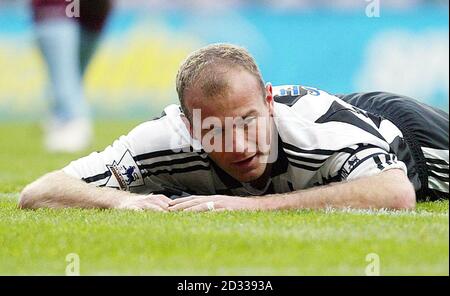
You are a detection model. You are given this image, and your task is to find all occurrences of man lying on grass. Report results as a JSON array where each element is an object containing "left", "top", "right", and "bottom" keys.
[{"left": 19, "top": 43, "right": 449, "bottom": 212}]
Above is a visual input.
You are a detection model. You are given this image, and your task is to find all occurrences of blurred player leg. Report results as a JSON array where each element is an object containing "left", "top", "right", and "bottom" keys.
[
  {"left": 32, "top": 0, "right": 111, "bottom": 153},
  {"left": 35, "top": 17, "right": 92, "bottom": 152},
  {"left": 79, "top": 0, "right": 111, "bottom": 75}
]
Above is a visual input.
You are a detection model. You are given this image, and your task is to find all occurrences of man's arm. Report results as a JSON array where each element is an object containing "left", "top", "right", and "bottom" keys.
[
  {"left": 258, "top": 169, "right": 415, "bottom": 210},
  {"left": 18, "top": 116, "right": 185, "bottom": 211},
  {"left": 19, "top": 170, "right": 171, "bottom": 211},
  {"left": 168, "top": 169, "right": 416, "bottom": 211}
]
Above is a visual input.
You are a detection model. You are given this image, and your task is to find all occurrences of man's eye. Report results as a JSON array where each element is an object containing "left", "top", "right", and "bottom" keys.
[{"left": 244, "top": 116, "right": 257, "bottom": 125}]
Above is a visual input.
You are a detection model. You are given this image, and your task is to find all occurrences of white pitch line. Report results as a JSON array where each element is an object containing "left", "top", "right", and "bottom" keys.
[
  {"left": 0, "top": 193, "right": 447, "bottom": 217},
  {"left": 0, "top": 193, "right": 19, "bottom": 200},
  {"left": 323, "top": 207, "right": 449, "bottom": 217}
]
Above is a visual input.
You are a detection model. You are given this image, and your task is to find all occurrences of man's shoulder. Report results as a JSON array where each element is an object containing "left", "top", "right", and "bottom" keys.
[
  {"left": 272, "top": 85, "right": 342, "bottom": 121},
  {"left": 272, "top": 85, "right": 393, "bottom": 152},
  {"left": 272, "top": 84, "right": 338, "bottom": 108},
  {"left": 124, "top": 104, "right": 193, "bottom": 156}
]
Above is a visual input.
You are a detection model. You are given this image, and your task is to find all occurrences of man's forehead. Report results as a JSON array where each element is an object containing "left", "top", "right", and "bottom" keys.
[
  {"left": 189, "top": 90, "right": 261, "bottom": 118},
  {"left": 185, "top": 69, "right": 263, "bottom": 116}
]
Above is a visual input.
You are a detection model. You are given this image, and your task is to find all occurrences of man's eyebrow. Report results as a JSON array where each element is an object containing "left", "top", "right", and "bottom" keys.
[
  {"left": 242, "top": 110, "right": 258, "bottom": 118},
  {"left": 202, "top": 110, "right": 259, "bottom": 130}
]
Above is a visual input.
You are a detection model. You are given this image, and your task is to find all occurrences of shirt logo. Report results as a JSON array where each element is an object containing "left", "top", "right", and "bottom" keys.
[
  {"left": 105, "top": 150, "right": 144, "bottom": 190},
  {"left": 347, "top": 155, "right": 360, "bottom": 171},
  {"left": 341, "top": 155, "right": 361, "bottom": 179}
]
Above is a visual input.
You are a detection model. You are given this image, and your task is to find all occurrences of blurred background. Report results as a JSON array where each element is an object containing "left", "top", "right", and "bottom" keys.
[
  {"left": 0, "top": 1, "right": 448, "bottom": 276},
  {"left": 0, "top": 0, "right": 448, "bottom": 122}
]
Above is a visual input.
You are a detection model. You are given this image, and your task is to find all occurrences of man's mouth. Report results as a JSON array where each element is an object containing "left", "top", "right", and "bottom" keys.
[{"left": 232, "top": 153, "right": 258, "bottom": 168}]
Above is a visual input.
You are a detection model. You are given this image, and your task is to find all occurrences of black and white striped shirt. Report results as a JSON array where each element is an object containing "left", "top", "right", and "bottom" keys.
[{"left": 64, "top": 85, "right": 411, "bottom": 198}]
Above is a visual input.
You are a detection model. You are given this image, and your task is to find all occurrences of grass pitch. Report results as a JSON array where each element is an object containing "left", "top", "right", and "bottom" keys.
[{"left": 0, "top": 122, "right": 448, "bottom": 275}]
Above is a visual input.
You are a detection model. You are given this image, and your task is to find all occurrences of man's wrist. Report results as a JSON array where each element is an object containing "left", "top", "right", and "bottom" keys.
[
  {"left": 251, "top": 195, "right": 278, "bottom": 211},
  {"left": 109, "top": 190, "right": 137, "bottom": 209},
  {"left": 254, "top": 191, "right": 303, "bottom": 211}
]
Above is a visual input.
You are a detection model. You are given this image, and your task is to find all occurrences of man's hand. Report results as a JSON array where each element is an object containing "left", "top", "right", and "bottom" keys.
[
  {"left": 168, "top": 195, "right": 259, "bottom": 212},
  {"left": 167, "top": 169, "right": 415, "bottom": 212},
  {"left": 116, "top": 194, "right": 172, "bottom": 211}
]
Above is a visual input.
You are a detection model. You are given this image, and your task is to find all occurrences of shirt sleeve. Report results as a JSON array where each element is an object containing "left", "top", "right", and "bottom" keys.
[
  {"left": 62, "top": 121, "right": 153, "bottom": 190},
  {"left": 320, "top": 144, "right": 408, "bottom": 183}
]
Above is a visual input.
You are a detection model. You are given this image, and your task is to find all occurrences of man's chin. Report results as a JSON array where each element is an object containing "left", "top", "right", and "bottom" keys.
[
  {"left": 232, "top": 168, "right": 265, "bottom": 183},
  {"left": 235, "top": 174, "right": 260, "bottom": 183}
]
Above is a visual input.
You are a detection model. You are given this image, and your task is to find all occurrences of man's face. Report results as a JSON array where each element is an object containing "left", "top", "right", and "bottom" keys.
[{"left": 184, "top": 68, "right": 274, "bottom": 183}]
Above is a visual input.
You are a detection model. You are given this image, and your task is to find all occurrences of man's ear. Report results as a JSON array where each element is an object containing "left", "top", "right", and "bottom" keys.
[
  {"left": 265, "top": 82, "right": 273, "bottom": 99},
  {"left": 265, "top": 82, "right": 274, "bottom": 115},
  {"left": 181, "top": 114, "right": 194, "bottom": 138}
]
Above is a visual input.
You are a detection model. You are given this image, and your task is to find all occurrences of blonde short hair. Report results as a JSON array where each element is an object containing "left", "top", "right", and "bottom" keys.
[{"left": 176, "top": 43, "right": 265, "bottom": 119}]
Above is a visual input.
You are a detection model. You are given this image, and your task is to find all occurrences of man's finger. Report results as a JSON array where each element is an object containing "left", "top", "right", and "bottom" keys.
[
  {"left": 168, "top": 197, "right": 209, "bottom": 211},
  {"left": 119, "top": 202, "right": 164, "bottom": 212},
  {"left": 169, "top": 194, "right": 222, "bottom": 206},
  {"left": 148, "top": 196, "right": 170, "bottom": 210},
  {"left": 140, "top": 202, "right": 166, "bottom": 212},
  {"left": 183, "top": 203, "right": 209, "bottom": 212},
  {"left": 169, "top": 195, "right": 199, "bottom": 206},
  {"left": 135, "top": 197, "right": 167, "bottom": 211},
  {"left": 153, "top": 194, "right": 173, "bottom": 204},
  {"left": 183, "top": 202, "right": 226, "bottom": 212}
]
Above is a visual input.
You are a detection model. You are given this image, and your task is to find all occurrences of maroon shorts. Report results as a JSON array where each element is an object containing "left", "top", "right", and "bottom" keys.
[{"left": 32, "top": 0, "right": 112, "bottom": 32}]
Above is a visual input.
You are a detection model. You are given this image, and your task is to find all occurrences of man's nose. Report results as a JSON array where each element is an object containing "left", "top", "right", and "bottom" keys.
[
  {"left": 234, "top": 126, "right": 249, "bottom": 154},
  {"left": 224, "top": 127, "right": 247, "bottom": 153},
  {"left": 233, "top": 138, "right": 247, "bottom": 154}
]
